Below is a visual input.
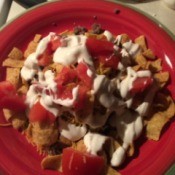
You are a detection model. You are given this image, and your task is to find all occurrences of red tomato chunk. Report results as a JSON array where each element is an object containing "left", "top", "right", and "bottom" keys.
[
  {"left": 86, "top": 38, "right": 119, "bottom": 69},
  {"left": 29, "top": 101, "right": 55, "bottom": 123},
  {"left": 0, "top": 81, "right": 26, "bottom": 111},
  {"left": 62, "top": 147, "right": 105, "bottom": 175},
  {"left": 130, "top": 77, "right": 153, "bottom": 95},
  {"left": 76, "top": 62, "right": 93, "bottom": 88},
  {"left": 86, "top": 38, "right": 114, "bottom": 56}
]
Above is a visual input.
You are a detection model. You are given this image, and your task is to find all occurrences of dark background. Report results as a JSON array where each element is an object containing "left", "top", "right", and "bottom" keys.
[{"left": 14, "top": 0, "right": 47, "bottom": 8}]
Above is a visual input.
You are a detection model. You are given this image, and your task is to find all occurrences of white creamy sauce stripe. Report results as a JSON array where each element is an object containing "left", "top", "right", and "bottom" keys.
[
  {"left": 53, "top": 35, "right": 93, "bottom": 66},
  {"left": 21, "top": 32, "right": 56, "bottom": 81},
  {"left": 118, "top": 67, "right": 151, "bottom": 99},
  {"left": 84, "top": 132, "right": 108, "bottom": 155},
  {"left": 103, "top": 30, "right": 114, "bottom": 42},
  {"left": 53, "top": 86, "right": 79, "bottom": 107},
  {"left": 115, "top": 34, "right": 141, "bottom": 58},
  {"left": 59, "top": 118, "right": 87, "bottom": 142}
]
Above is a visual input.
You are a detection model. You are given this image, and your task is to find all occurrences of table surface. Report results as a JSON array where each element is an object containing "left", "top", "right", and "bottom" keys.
[{"left": 6, "top": 0, "right": 175, "bottom": 37}]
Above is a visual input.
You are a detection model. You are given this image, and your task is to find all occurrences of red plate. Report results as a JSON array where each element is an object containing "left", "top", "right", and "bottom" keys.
[{"left": 0, "top": 0, "right": 175, "bottom": 175}]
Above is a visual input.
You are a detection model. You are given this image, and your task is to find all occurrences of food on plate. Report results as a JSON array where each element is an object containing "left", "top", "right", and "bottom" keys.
[{"left": 0, "top": 24, "right": 174, "bottom": 175}]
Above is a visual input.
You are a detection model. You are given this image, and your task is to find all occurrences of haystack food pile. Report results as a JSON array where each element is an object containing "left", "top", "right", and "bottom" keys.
[{"left": 1, "top": 25, "right": 174, "bottom": 175}]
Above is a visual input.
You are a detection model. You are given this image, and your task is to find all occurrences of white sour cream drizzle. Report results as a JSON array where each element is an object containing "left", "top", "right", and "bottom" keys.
[
  {"left": 115, "top": 34, "right": 141, "bottom": 58},
  {"left": 136, "top": 84, "right": 158, "bottom": 116},
  {"left": 110, "top": 110, "right": 143, "bottom": 166},
  {"left": 123, "top": 40, "right": 141, "bottom": 57},
  {"left": 21, "top": 32, "right": 56, "bottom": 81},
  {"left": 87, "top": 68, "right": 93, "bottom": 77},
  {"left": 84, "top": 66, "right": 153, "bottom": 167},
  {"left": 53, "top": 86, "right": 79, "bottom": 107},
  {"left": 111, "top": 146, "right": 126, "bottom": 166},
  {"left": 84, "top": 132, "right": 108, "bottom": 155},
  {"left": 118, "top": 67, "right": 151, "bottom": 99},
  {"left": 93, "top": 75, "right": 117, "bottom": 108},
  {"left": 21, "top": 31, "right": 156, "bottom": 168},
  {"left": 115, "top": 35, "right": 122, "bottom": 46},
  {"left": 26, "top": 85, "right": 39, "bottom": 108},
  {"left": 103, "top": 30, "right": 114, "bottom": 42},
  {"left": 21, "top": 33, "right": 80, "bottom": 116},
  {"left": 53, "top": 35, "right": 93, "bottom": 66},
  {"left": 59, "top": 118, "right": 87, "bottom": 141},
  {"left": 121, "top": 48, "right": 129, "bottom": 58}
]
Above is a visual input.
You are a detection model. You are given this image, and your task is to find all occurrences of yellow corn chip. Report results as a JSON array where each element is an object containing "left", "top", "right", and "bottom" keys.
[
  {"left": 2, "top": 58, "right": 24, "bottom": 68},
  {"left": 73, "top": 139, "right": 87, "bottom": 152},
  {"left": 146, "top": 96, "right": 175, "bottom": 141},
  {"left": 17, "top": 85, "right": 29, "bottom": 95},
  {"left": 165, "top": 96, "right": 175, "bottom": 119},
  {"left": 24, "top": 41, "right": 38, "bottom": 58},
  {"left": 8, "top": 47, "right": 23, "bottom": 60},
  {"left": 3, "top": 109, "right": 27, "bottom": 130},
  {"left": 28, "top": 122, "right": 59, "bottom": 147},
  {"left": 134, "top": 35, "right": 147, "bottom": 51},
  {"left": 143, "top": 49, "right": 155, "bottom": 59},
  {"left": 11, "top": 113, "right": 27, "bottom": 130},
  {"left": 24, "top": 34, "right": 41, "bottom": 58},
  {"left": 41, "top": 154, "right": 62, "bottom": 171},
  {"left": 85, "top": 32, "right": 107, "bottom": 40},
  {"left": 154, "top": 72, "right": 169, "bottom": 88},
  {"left": 146, "top": 112, "right": 168, "bottom": 141},
  {"left": 59, "top": 135, "right": 72, "bottom": 146},
  {"left": 33, "top": 34, "right": 42, "bottom": 43},
  {"left": 3, "top": 109, "right": 14, "bottom": 121},
  {"left": 127, "top": 143, "right": 135, "bottom": 157},
  {"left": 96, "top": 63, "right": 111, "bottom": 75},
  {"left": 135, "top": 54, "right": 147, "bottom": 69},
  {"left": 148, "top": 58, "right": 162, "bottom": 73},
  {"left": 6, "top": 68, "right": 20, "bottom": 88},
  {"left": 132, "top": 65, "right": 141, "bottom": 71},
  {"left": 121, "top": 34, "right": 130, "bottom": 45},
  {"left": 154, "top": 92, "right": 169, "bottom": 110},
  {"left": 106, "top": 166, "right": 121, "bottom": 175},
  {"left": 59, "top": 30, "right": 70, "bottom": 36}
]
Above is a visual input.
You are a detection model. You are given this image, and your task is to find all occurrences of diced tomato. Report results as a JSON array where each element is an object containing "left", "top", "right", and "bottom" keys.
[
  {"left": 38, "top": 35, "right": 62, "bottom": 66},
  {"left": 55, "top": 67, "right": 78, "bottom": 100},
  {"left": 0, "top": 81, "right": 26, "bottom": 112},
  {"left": 86, "top": 38, "right": 114, "bottom": 56},
  {"left": 55, "top": 67, "right": 77, "bottom": 86},
  {"left": 38, "top": 42, "right": 53, "bottom": 67},
  {"left": 73, "top": 85, "right": 90, "bottom": 111},
  {"left": 57, "top": 83, "right": 76, "bottom": 100},
  {"left": 38, "top": 53, "right": 52, "bottom": 67},
  {"left": 62, "top": 147, "right": 105, "bottom": 175},
  {"left": 76, "top": 62, "right": 93, "bottom": 88},
  {"left": 98, "top": 54, "right": 119, "bottom": 69},
  {"left": 130, "top": 77, "right": 153, "bottom": 94},
  {"left": 29, "top": 101, "right": 55, "bottom": 123},
  {"left": 86, "top": 38, "right": 119, "bottom": 69},
  {"left": 50, "top": 35, "right": 62, "bottom": 51}
]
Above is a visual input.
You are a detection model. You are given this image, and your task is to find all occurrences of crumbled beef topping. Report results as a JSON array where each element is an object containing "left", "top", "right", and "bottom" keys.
[
  {"left": 91, "top": 23, "right": 104, "bottom": 34},
  {"left": 114, "top": 9, "right": 120, "bottom": 14},
  {"left": 73, "top": 26, "right": 88, "bottom": 35}
]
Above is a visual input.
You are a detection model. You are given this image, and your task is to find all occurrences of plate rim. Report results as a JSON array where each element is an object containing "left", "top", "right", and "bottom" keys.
[{"left": 1, "top": 0, "right": 175, "bottom": 40}]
